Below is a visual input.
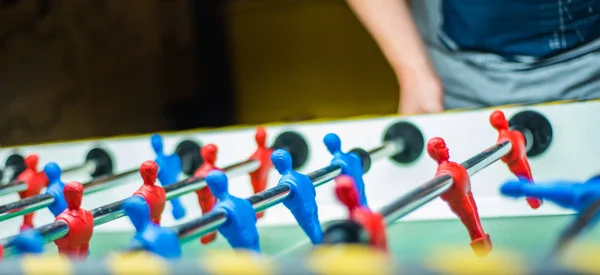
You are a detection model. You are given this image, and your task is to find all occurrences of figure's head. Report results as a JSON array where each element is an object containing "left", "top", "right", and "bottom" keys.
[
  {"left": 13, "top": 229, "right": 44, "bottom": 255},
  {"left": 123, "top": 196, "right": 150, "bottom": 231},
  {"left": 201, "top": 144, "right": 218, "bottom": 165},
  {"left": 150, "top": 134, "right": 164, "bottom": 154},
  {"left": 323, "top": 133, "right": 342, "bottom": 154},
  {"left": 271, "top": 149, "right": 292, "bottom": 174},
  {"left": 255, "top": 127, "right": 267, "bottom": 147},
  {"left": 206, "top": 170, "right": 228, "bottom": 197},
  {"left": 490, "top": 110, "right": 509, "bottom": 131},
  {"left": 426, "top": 137, "right": 450, "bottom": 163},
  {"left": 43, "top": 162, "right": 62, "bottom": 183},
  {"left": 25, "top": 154, "right": 39, "bottom": 170},
  {"left": 64, "top": 181, "right": 84, "bottom": 210},
  {"left": 334, "top": 175, "right": 360, "bottom": 211},
  {"left": 140, "top": 160, "right": 159, "bottom": 185}
]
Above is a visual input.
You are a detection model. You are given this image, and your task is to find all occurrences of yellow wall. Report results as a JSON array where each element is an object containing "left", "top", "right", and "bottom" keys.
[{"left": 227, "top": 0, "right": 399, "bottom": 124}]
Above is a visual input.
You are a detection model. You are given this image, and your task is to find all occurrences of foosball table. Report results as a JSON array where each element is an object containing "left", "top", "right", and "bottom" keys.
[{"left": 0, "top": 100, "right": 599, "bottom": 274}]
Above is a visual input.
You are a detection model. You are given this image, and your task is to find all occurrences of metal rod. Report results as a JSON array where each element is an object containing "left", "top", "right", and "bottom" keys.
[
  {"left": 90, "top": 160, "right": 261, "bottom": 227},
  {"left": 379, "top": 175, "right": 453, "bottom": 224},
  {"left": 3, "top": 137, "right": 406, "bottom": 256},
  {"left": 165, "top": 159, "right": 259, "bottom": 200},
  {"left": 0, "top": 168, "right": 140, "bottom": 223},
  {"left": 0, "top": 181, "right": 27, "bottom": 197},
  {"left": 520, "top": 128, "right": 534, "bottom": 153},
  {"left": 61, "top": 164, "right": 85, "bottom": 174},
  {"left": 1, "top": 220, "right": 69, "bottom": 257},
  {"left": 0, "top": 193, "right": 54, "bottom": 222},
  {"left": 0, "top": 167, "right": 16, "bottom": 185},
  {"left": 368, "top": 140, "right": 405, "bottom": 162},
  {"left": 378, "top": 140, "right": 513, "bottom": 224},
  {"left": 176, "top": 210, "right": 227, "bottom": 243},
  {"left": 0, "top": 158, "right": 263, "bottom": 254},
  {"left": 81, "top": 168, "right": 138, "bottom": 194},
  {"left": 547, "top": 198, "right": 600, "bottom": 259},
  {"left": 174, "top": 139, "right": 406, "bottom": 243},
  {"left": 0, "top": 161, "right": 100, "bottom": 198},
  {"left": 250, "top": 164, "right": 343, "bottom": 213},
  {"left": 461, "top": 141, "right": 512, "bottom": 176},
  {"left": 61, "top": 161, "right": 97, "bottom": 175}
]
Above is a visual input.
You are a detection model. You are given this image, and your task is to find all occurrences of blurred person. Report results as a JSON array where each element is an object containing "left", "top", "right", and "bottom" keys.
[{"left": 346, "top": 0, "right": 600, "bottom": 114}]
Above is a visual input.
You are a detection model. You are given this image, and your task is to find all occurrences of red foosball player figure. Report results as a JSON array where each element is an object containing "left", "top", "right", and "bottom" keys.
[
  {"left": 54, "top": 181, "right": 93, "bottom": 259},
  {"left": 133, "top": 161, "right": 166, "bottom": 225},
  {"left": 248, "top": 127, "right": 274, "bottom": 219},
  {"left": 194, "top": 144, "right": 221, "bottom": 244},
  {"left": 334, "top": 175, "right": 388, "bottom": 253},
  {"left": 490, "top": 110, "right": 542, "bottom": 209},
  {"left": 17, "top": 154, "right": 49, "bottom": 231},
  {"left": 427, "top": 137, "right": 492, "bottom": 257}
]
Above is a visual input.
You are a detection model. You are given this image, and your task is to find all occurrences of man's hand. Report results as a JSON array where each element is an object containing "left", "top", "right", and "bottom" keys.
[
  {"left": 345, "top": 0, "right": 443, "bottom": 114},
  {"left": 398, "top": 70, "right": 444, "bottom": 114}
]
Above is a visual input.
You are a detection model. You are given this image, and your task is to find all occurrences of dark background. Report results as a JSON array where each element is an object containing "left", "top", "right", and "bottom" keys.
[{"left": 0, "top": 0, "right": 399, "bottom": 146}]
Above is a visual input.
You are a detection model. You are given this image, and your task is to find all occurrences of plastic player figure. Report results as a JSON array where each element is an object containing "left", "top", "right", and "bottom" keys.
[
  {"left": 124, "top": 196, "right": 182, "bottom": 259},
  {"left": 323, "top": 133, "right": 368, "bottom": 208},
  {"left": 133, "top": 160, "right": 166, "bottom": 225},
  {"left": 193, "top": 144, "right": 221, "bottom": 244},
  {"left": 490, "top": 110, "right": 542, "bottom": 209},
  {"left": 271, "top": 149, "right": 323, "bottom": 244},
  {"left": 16, "top": 154, "right": 49, "bottom": 231},
  {"left": 206, "top": 170, "right": 260, "bottom": 252},
  {"left": 44, "top": 162, "right": 67, "bottom": 217},
  {"left": 13, "top": 229, "right": 44, "bottom": 256},
  {"left": 150, "top": 134, "right": 186, "bottom": 220},
  {"left": 427, "top": 137, "right": 492, "bottom": 257},
  {"left": 501, "top": 178, "right": 600, "bottom": 218},
  {"left": 248, "top": 127, "right": 274, "bottom": 219},
  {"left": 334, "top": 175, "right": 387, "bottom": 253},
  {"left": 54, "top": 181, "right": 94, "bottom": 259}
]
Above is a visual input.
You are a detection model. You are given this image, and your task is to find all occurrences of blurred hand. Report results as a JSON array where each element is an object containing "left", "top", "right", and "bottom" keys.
[{"left": 397, "top": 70, "right": 444, "bottom": 114}]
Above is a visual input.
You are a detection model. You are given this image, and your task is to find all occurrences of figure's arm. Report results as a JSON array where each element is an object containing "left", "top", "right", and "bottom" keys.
[
  {"left": 330, "top": 158, "right": 345, "bottom": 170},
  {"left": 501, "top": 180, "right": 581, "bottom": 209},
  {"left": 306, "top": 176, "right": 317, "bottom": 197},
  {"left": 46, "top": 186, "right": 62, "bottom": 205},
  {"left": 348, "top": 153, "right": 364, "bottom": 174},
  {"left": 277, "top": 179, "right": 298, "bottom": 200},
  {"left": 213, "top": 205, "right": 230, "bottom": 223},
  {"left": 345, "top": 0, "right": 443, "bottom": 114}
]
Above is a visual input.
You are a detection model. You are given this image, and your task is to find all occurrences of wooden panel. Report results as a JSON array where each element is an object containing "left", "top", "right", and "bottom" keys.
[{"left": 0, "top": 0, "right": 197, "bottom": 146}]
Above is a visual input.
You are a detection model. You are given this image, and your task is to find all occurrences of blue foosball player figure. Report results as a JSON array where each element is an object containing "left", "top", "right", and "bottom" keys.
[
  {"left": 323, "top": 133, "right": 368, "bottom": 208},
  {"left": 123, "top": 196, "right": 182, "bottom": 259},
  {"left": 44, "top": 162, "right": 67, "bottom": 217},
  {"left": 150, "top": 134, "right": 186, "bottom": 220},
  {"left": 501, "top": 178, "right": 600, "bottom": 225},
  {"left": 206, "top": 170, "right": 260, "bottom": 253},
  {"left": 12, "top": 229, "right": 44, "bottom": 256},
  {"left": 271, "top": 149, "right": 323, "bottom": 245}
]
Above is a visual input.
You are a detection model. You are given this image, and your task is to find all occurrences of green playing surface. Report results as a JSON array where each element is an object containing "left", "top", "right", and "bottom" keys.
[{"left": 37, "top": 214, "right": 600, "bottom": 261}]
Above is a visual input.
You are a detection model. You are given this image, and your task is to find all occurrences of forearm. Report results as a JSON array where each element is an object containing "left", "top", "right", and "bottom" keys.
[{"left": 346, "top": 0, "right": 434, "bottom": 78}]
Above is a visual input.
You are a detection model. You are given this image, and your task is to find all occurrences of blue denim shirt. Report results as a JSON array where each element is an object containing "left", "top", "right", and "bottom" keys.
[{"left": 440, "top": 0, "right": 600, "bottom": 63}]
